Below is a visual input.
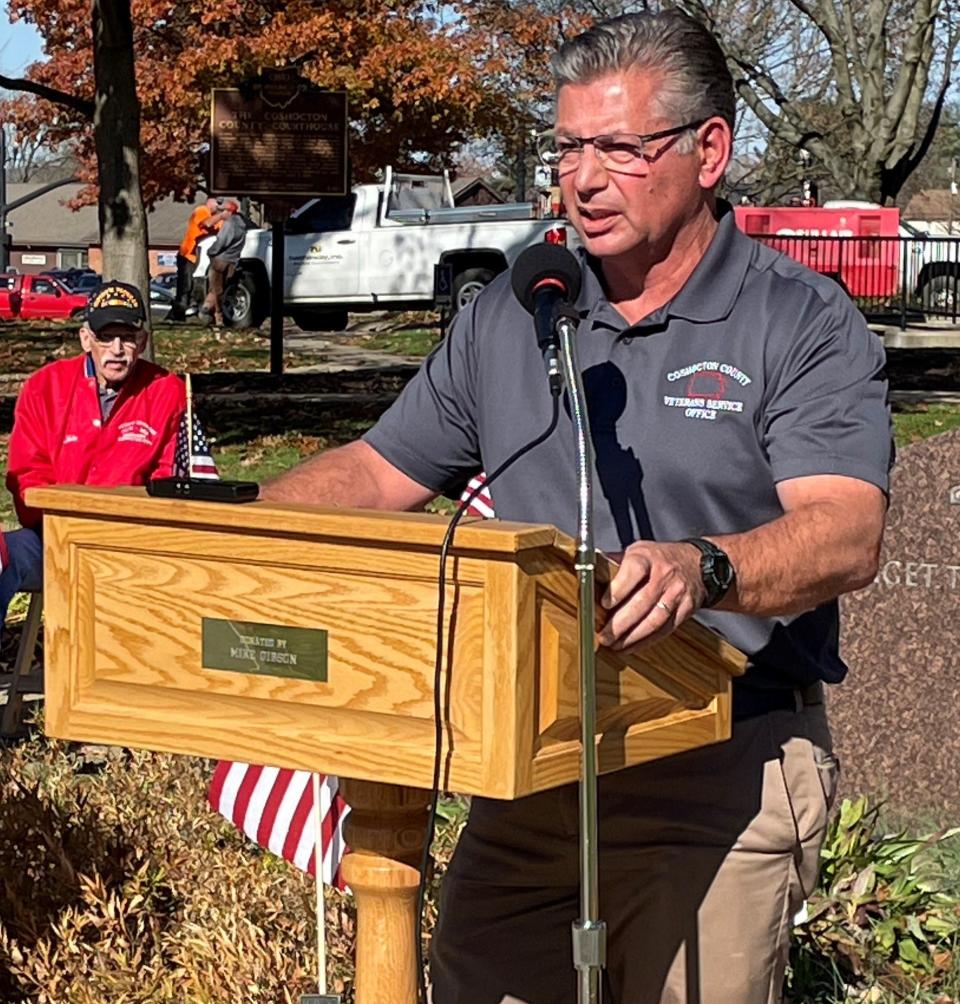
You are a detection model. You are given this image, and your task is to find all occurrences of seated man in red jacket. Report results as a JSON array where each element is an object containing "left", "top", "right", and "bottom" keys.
[{"left": 0, "top": 280, "right": 186, "bottom": 640}]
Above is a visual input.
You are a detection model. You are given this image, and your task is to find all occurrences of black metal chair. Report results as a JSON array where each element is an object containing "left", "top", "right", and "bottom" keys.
[{"left": 1, "top": 591, "right": 43, "bottom": 737}]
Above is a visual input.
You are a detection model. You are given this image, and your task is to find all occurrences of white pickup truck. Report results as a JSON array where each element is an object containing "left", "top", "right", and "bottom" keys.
[{"left": 198, "top": 169, "right": 571, "bottom": 330}]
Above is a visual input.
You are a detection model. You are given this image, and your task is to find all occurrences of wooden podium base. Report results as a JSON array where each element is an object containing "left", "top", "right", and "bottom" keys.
[{"left": 339, "top": 780, "right": 431, "bottom": 1004}]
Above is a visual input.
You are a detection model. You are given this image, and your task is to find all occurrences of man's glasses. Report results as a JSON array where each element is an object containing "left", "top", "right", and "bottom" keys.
[
  {"left": 91, "top": 329, "right": 143, "bottom": 346},
  {"left": 536, "top": 119, "right": 707, "bottom": 173}
]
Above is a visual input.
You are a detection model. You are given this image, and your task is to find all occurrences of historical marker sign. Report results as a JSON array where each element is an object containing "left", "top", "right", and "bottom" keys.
[
  {"left": 832, "top": 428, "right": 960, "bottom": 814},
  {"left": 209, "top": 73, "right": 348, "bottom": 198}
]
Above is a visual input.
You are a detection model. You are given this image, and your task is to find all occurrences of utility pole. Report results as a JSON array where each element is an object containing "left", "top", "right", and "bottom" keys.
[
  {"left": 0, "top": 127, "right": 8, "bottom": 272},
  {"left": 514, "top": 131, "right": 526, "bottom": 203},
  {"left": 949, "top": 159, "right": 957, "bottom": 236}
]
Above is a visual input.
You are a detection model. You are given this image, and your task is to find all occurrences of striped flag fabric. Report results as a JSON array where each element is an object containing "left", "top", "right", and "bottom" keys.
[
  {"left": 174, "top": 411, "right": 219, "bottom": 479},
  {"left": 208, "top": 761, "right": 348, "bottom": 889},
  {"left": 461, "top": 473, "right": 495, "bottom": 517}
]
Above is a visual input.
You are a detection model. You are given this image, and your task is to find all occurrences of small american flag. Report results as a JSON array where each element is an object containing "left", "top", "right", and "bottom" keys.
[
  {"left": 196, "top": 420, "right": 349, "bottom": 889},
  {"left": 174, "top": 412, "right": 219, "bottom": 479},
  {"left": 208, "top": 762, "right": 348, "bottom": 888},
  {"left": 461, "top": 473, "right": 495, "bottom": 518}
]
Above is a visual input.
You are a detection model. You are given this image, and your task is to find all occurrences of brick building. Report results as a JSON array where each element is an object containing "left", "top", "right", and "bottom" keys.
[{"left": 4, "top": 182, "right": 203, "bottom": 276}]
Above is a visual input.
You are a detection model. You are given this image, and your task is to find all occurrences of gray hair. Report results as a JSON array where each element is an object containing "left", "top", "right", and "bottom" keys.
[{"left": 551, "top": 12, "right": 735, "bottom": 153}]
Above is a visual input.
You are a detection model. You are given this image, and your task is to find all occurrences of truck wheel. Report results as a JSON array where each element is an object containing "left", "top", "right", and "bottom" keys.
[
  {"left": 223, "top": 272, "right": 267, "bottom": 328},
  {"left": 453, "top": 267, "right": 495, "bottom": 312},
  {"left": 920, "top": 273, "right": 958, "bottom": 312},
  {"left": 290, "top": 307, "right": 349, "bottom": 332}
]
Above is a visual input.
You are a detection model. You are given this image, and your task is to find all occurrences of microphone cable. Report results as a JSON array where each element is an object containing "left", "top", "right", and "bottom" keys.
[{"left": 416, "top": 391, "right": 562, "bottom": 1004}]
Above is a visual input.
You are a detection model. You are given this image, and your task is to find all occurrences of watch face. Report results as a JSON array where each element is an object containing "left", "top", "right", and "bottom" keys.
[
  {"left": 699, "top": 543, "right": 734, "bottom": 606},
  {"left": 683, "top": 538, "right": 734, "bottom": 607},
  {"left": 713, "top": 552, "right": 734, "bottom": 589}
]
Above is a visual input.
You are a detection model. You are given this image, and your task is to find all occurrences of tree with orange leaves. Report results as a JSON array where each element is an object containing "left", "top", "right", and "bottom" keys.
[
  {"left": 0, "top": 0, "right": 503, "bottom": 205},
  {"left": 0, "top": 0, "right": 593, "bottom": 295},
  {"left": 464, "top": 0, "right": 592, "bottom": 196}
]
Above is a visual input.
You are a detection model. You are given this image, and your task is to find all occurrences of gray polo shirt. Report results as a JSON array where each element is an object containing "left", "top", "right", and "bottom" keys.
[{"left": 365, "top": 210, "right": 892, "bottom": 689}]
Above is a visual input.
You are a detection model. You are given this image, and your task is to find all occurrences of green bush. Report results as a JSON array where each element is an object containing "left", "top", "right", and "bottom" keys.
[{"left": 788, "top": 796, "right": 960, "bottom": 1003}]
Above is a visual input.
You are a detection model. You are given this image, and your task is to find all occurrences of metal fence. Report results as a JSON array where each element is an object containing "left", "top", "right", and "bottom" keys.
[{"left": 750, "top": 234, "right": 960, "bottom": 329}]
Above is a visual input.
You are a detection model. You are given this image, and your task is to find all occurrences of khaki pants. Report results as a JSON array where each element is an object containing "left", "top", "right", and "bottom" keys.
[
  {"left": 203, "top": 258, "right": 235, "bottom": 325},
  {"left": 430, "top": 704, "right": 838, "bottom": 1004}
]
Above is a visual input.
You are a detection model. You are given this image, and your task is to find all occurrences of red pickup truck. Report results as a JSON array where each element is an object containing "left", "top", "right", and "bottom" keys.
[{"left": 0, "top": 273, "right": 90, "bottom": 321}]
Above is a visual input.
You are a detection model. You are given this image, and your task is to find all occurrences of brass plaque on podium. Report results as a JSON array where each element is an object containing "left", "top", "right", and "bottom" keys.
[{"left": 201, "top": 617, "right": 328, "bottom": 681}]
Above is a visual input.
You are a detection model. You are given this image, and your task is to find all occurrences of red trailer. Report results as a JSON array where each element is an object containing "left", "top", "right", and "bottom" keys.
[{"left": 733, "top": 205, "right": 901, "bottom": 299}]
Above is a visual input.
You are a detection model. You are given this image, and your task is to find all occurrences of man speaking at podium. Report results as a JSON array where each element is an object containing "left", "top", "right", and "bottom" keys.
[{"left": 261, "top": 11, "right": 891, "bottom": 1003}]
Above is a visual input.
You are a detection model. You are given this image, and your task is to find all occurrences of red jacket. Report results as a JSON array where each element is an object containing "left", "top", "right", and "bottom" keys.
[{"left": 6, "top": 354, "right": 186, "bottom": 529}]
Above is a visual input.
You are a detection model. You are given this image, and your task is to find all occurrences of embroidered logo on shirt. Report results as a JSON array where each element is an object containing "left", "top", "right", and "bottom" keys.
[
  {"left": 117, "top": 420, "right": 157, "bottom": 445},
  {"left": 663, "top": 360, "right": 752, "bottom": 422},
  {"left": 62, "top": 434, "right": 78, "bottom": 445}
]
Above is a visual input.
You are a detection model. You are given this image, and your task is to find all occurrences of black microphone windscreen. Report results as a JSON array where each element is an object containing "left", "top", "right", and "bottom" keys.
[{"left": 511, "top": 244, "right": 582, "bottom": 314}]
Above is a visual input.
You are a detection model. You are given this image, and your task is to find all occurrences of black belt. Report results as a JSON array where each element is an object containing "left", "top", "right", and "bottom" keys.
[{"left": 732, "top": 682, "right": 824, "bottom": 722}]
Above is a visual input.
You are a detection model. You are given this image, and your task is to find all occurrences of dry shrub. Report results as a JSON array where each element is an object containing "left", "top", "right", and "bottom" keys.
[{"left": 0, "top": 732, "right": 361, "bottom": 1002}]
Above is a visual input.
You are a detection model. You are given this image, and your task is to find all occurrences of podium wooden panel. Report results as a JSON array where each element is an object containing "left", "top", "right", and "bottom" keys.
[
  {"left": 29, "top": 485, "right": 747, "bottom": 1003},
  {"left": 31, "top": 485, "right": 745, "bottom": 797}
]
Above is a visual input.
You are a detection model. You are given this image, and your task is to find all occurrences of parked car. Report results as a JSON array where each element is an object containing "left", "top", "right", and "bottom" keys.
[
  {"left": 39, "top": 267, "right": 99, "bottom": 292},
  {"left": 153, "top": 272, "right": 178, "bottom": 292},
  {"left": 149, "top": 281, "right": 196, "bottom": 321},
  {"left": 68, "top": 272, "right": 103, "bottom": 294},
  {"left": 0, "top": 273, "right": 89, "bottom": 321}
]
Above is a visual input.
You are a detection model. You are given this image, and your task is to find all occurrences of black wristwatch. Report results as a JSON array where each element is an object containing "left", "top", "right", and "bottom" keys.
[{"left": 681, "top": 537, "right": 736, "bottom": 609}]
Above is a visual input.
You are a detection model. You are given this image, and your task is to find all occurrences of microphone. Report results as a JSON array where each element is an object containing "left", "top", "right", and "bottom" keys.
[{"left": 511, "top": 244, "right": 582, "bottom": 395}]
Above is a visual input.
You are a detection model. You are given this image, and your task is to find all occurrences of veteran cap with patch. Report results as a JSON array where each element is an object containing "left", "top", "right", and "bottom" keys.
[{"left": 86, "top": 280, "right": 147, "bottom": 332}]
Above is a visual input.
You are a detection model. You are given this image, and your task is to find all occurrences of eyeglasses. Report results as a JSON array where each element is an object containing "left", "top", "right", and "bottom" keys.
[
  {"left": 91, "top": 329, "right": 143, "bottom": 346},
  {"left": 537, "top": 119, "right": 707, "bottom": 172}
]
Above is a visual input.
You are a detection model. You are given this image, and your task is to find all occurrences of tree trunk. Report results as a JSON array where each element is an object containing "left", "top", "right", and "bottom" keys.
[{"left": 92, "top": 0, "right": 152, "bottom": 345}]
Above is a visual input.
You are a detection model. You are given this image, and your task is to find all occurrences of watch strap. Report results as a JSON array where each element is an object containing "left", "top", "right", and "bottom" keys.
[{"left": 680, "top": 536, "right": 735, "bottom": 608}]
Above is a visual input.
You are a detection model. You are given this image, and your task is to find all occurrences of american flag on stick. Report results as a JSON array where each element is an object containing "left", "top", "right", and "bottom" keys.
[
  {"left": 208, "top": 761, "right": 348, "bottom": 888},
  {"left": 461, "top": 474, "right": 494, "bottom": 518},
  {"left": 173, "top": 411, "right": 219, "bottom": 479}
]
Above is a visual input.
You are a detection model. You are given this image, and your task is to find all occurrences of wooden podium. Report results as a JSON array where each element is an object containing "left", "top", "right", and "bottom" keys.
[{"left": 29, "top": 485, "right": 746, "bottom": 1003}]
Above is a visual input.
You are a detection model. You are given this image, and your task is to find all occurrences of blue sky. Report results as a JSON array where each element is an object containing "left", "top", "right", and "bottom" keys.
[{"left": 0, "top": 11, "right": 43, "bottom": 76}]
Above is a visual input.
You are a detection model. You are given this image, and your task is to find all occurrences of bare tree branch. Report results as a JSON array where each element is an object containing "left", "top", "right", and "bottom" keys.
[
  {"left": 884, "top": 0, "right": 937, "bottom": 131},
  {"left": 0, "top": 74, "right": 94, "bottom": 117},
  {"left": 684, "top": 0, "right": 955, "bottom": 201}
]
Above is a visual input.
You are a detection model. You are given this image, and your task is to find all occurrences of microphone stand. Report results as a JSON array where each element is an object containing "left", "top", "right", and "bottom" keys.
[{"left": 555, "top": 304, "right": 606, "bottom": 1004}]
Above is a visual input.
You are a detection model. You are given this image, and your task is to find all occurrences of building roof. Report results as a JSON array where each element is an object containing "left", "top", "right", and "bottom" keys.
[
  {"left": 902, "top": 187, "right": 960, "bottom": 222},
  {"left": 6, "top": 181, "right": 201, "bottom": 247},
  {"left": 451, "top": 176, "right": 506, "bottom": 204}
]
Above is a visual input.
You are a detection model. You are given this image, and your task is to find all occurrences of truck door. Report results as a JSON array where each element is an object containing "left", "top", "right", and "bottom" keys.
[
  {"left": 370, "top": 176, "right": 443, "bottom": 298},
  {"left": 0, "top": 275, "right": 18, "bottom": 318},
  {"left": 284, "top": 194, "right": 361, "bottom": 301},
  {"left": 21, "top": 276, "right": 69, "bottom": 319}
]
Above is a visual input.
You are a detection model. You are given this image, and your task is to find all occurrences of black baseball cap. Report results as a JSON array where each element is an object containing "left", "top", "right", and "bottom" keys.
[{"left": 86, "top": 280, "right": 147, "bottom": 332}]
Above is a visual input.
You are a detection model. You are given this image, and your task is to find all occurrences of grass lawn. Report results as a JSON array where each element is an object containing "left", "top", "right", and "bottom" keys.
[
  {"left": 891, "top": 401, "right": 960, "bottom": 443},
  {"left": 0, "top": 318, "right": 325, "bottom": 379}
]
